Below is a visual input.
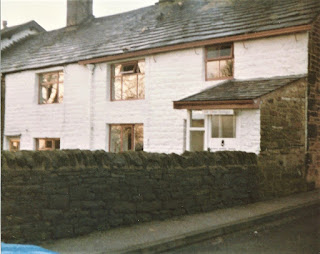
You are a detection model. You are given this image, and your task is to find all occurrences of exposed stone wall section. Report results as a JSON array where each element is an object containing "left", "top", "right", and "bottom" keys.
[
  {"left": 1, "top": 75, "right": 5, "bottom": 150},
  {"left": 1, "top": 150, "right": 258, "bottom": 243},
  {"left": 307, "top": 14, "right": 320, "bottom": 187},
  {"left": 259, "top": 78, "right": 309, "bottom": 197}
]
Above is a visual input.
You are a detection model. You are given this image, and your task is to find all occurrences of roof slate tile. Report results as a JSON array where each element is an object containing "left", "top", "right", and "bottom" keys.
[{"left": 2, "top": 0, "right": 319, "bottom": 73}]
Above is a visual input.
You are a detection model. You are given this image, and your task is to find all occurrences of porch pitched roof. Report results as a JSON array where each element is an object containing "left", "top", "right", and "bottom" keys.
[{"left": 173, "top": 75, "right": 306, "bottom": 109}]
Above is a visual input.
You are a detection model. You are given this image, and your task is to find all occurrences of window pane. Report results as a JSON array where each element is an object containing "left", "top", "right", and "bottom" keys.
[
  {"left": 10, "top": 139, "right": 20, "bottom": 152},
  {"left": 122, "top": 64, "right": 135, "bottom": 73},
  {"left": 206, "top": 61, "right": 220, "bottom": 79},
  {"left": 39, "top": 72, "right": 63, "bottom": 104},
  {"left": 211, "top": 116, "right": 219, "bottom": 138},
  {"left": 220, "top": 59, "right": 233, "bottom": 78},
  {"left": 138, "top": 75, "right": 145, "bottom": 99},
  {"left": 207, "top": 46, "right": 219, "bottom": 59},
  {"left": 40, "top": 86, "right": 48, "bottom": 104},
  {"left": 112, "top": 77, "right": 122, "bottom": 100},
  {"left": 114, "top": 64, "right": 121, "bottom": 76},
  {"left": 58, "top": 72, "right": 64, "bottom": 83},
  {"left": 190, "top": 131, "right": 204, "bottom": 152},
  {"left": 134, "top": 124, "right": 144, "bottom": 151},
  {"left": 110, "top": 126, "right": 121, "bottom": 153},
  {"left": 122, "top": 74, "right": 138, "bottom": 100},
  {"left": 220, "top": 45, "right": 232, "bottom": 57},
  {"left": 138, "top": 61, "right": 145, "bottom": 74},
  {"left": 122, "top": 126, "right": 133, "bottom": 151},
  {"left": 58, "top": 82, "right": 64, "bottom": 103},
  {"left": 191, "top": 110, "right": 204, "bottom": 127},
  {"left": 47, "top": 83, "right": 58, "bottom": 103},
  {"left": 191, "top": 119, "right": 204, "bottom": 127},
  {"left": 45, "top": 140, "right": 53, "bottom": 148},
  {"left": 221, "top": 115, "right": 234, "bottom": 138},
  {"left": 55, "top": 139, "right": 60, "bottom": 149},
  {"left": 38, "top": 139, "right": 46, "bottom": 150}
]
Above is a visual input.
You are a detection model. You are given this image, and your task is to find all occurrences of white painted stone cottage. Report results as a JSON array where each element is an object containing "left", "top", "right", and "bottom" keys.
[{"left": 2, "top": 0, "right": 319, "bottom": 159}]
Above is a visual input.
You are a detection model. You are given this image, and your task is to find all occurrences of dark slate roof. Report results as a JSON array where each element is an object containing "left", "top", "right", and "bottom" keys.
[
  {"left": 2, "top": 0, "right": 320, "bottom": 73},
  {"left": 1, "top": 20, "right": 46, "bottom": 40},
  {"left": 177, "top": 75, "right": 306, "bottom": 102}
]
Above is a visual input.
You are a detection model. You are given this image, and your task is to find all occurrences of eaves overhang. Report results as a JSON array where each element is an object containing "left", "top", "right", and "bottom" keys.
[{"left": 173, "top": 99, "right": 260, "bottom": 110}]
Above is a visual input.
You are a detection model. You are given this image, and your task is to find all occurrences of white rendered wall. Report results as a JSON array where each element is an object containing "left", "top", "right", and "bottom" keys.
[
  {"left": 4, "top": 32, "right": 308, "bottom": 153},
  {"left": 4, "top": 64, "right": 91, "bottom": 150},
  {"left": 1, "top": 29, "right": 38, "bottom": 50},
  {"left": 234, "top": 33, "right": 308, "bottom": 79},
  {"left": 207, "top": 110, "right": 261, "bottom": 154}
]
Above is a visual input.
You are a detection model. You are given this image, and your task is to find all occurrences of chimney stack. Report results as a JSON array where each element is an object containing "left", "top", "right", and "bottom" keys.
[
  {"left": 67, "top": 0, "right": 93, "bottom": 26},
  {"left": 2, "top": 20, "right": 8, "bottom": 29}
]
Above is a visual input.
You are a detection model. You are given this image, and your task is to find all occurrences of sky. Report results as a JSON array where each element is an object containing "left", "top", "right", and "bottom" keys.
[{"left": 1, "top": 0, "right": 158, "bottom": 31}]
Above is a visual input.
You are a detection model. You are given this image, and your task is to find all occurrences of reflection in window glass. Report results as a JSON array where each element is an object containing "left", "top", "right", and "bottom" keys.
[
  {"left": 207, "top": 61, "right": 220, "bottom": 79},
  {"left": 9, "top": 138, "right": 20, "bottom": 152},
  {"left": 211, "top": 115, "right": 235, "bottom": 138},
  {"left": 191, "top": 111, "right": 204, "bottom": 127},
  {"left": 138, "top": 75, "right": 145, "bottom": 98},
  {"left": 207, "top": 46, "right": 219, "bottom": 58},
  {"left": 113, "top": 77, "right": 122, "bottom": 100},
  {"left": 212, "top": 116, "right": 219, "bottom": 138},
  {"left": 190, "top": 131, "right": 204, "bottom": 151},
  {"left": 220, "top": 60, "right": 233, "bottom": 78},
  {"left": 220, "top": 45, "right": 232, "bottom": 57},
  {"left": 110, "top": 125, "right": 121, "bottom": 153},
  {"left": 111, "top": 60, "right": 145, "bottom": 100},
  {"left": 123, "top": 75, "right": 138, "bottom": 100},
  {"left": 39, "top": 71, "right": 64, "bottom": 104},
  {"left": 110, "top": 124, "right": 144, "bottom": 153},
  {"left": 134, "top": 124, "right": 144, "bottom": 151},
  {"left": 122, "top": 126, "right": 133, "bottom": 152},
  {"left": 206, "top": 44, "right": 233, "bottom": 80},
  {"left": 221, "top": 115, "right": 234, "bottom": 138}
]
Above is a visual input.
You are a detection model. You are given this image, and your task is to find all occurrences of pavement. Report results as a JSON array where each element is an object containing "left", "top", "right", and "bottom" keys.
[{"left": 42, "top": 190, "right": 319, "bottom": 254}]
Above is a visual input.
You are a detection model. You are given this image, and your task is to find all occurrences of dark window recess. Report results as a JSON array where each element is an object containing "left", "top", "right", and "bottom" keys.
[{"left": 36, "top": 138, "right": 60, "bottom": 150}]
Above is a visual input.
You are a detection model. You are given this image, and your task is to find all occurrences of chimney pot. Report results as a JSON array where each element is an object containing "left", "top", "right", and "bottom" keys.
[{"left": 2, "top": 20, "right": 8, "bottom": 29}]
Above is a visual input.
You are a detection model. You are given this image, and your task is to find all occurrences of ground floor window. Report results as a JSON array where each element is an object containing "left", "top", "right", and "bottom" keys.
[
  {"left": 109, "top": 124, "right": 143, "bottom": 153},
  {"left": 188, "top": 111, "right": 205, "bottom": 152},
  {"left": 36, "top": 138, "right": 60, "bottom": 151},
  {"left": 8, "top": 137, "right": 20, "bottom": 152}
]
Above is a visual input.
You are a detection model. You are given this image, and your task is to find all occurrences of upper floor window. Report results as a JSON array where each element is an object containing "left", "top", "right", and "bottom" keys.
[
  {"left": 36, "top": 138, "right": 60, "bottom": 150},
  {"left": 206, "top": 44, "right": 233, "bottom": 80},
  {"left": 111, "top": 60, "right": 145, "bottom": 101},
  {"left": 39, "top": 71, "right": 64, "bottom": 104}
]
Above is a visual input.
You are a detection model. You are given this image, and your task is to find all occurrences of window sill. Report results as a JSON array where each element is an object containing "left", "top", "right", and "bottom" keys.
[
  {"left": 110, "top": 98, "right": 145, "bottom": 102},
  {"left": 205, "top": 77, "right": 234, "bottom": 82},
  {"left": 38, "top": 103, "right": 63, "bottom": 105}
]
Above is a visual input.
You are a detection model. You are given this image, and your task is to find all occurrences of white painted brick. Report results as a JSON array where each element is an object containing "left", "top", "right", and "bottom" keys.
[{"left": 4, "top": 33, "right": 308, "bottom": 154}]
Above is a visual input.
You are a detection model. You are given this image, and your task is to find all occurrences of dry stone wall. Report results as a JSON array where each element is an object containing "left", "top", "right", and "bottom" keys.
[
  {"left": 2, "top": 150, "right": 259, "bottom": 243},
  {"left": 307, "top": 14, "right": 320, "bottom": 187}
]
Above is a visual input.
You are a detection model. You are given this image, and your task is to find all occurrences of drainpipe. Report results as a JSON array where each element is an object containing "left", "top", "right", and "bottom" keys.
[{"left": 87, "top": 64, "right": 95, "bottom": 150}]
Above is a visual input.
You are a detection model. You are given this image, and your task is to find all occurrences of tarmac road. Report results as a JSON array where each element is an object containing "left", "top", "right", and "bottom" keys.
[{"left": 169, "top": 206, "right": 320, "bottom": 254}]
